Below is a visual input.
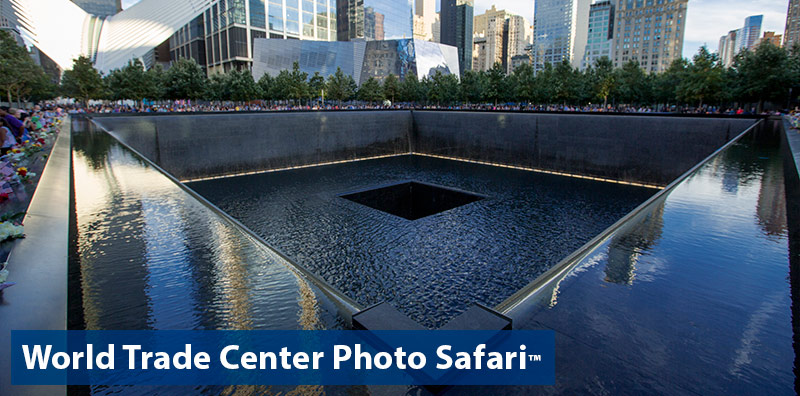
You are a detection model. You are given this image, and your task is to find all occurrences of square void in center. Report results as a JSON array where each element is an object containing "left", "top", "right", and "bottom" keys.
[{"left": 340, "top": 181, "right": 485, "bottom": 220}]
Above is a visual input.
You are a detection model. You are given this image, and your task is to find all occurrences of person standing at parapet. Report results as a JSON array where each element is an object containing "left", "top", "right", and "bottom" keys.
[{"left": 0, "top": 107, "right": 27, "bottom": 142}]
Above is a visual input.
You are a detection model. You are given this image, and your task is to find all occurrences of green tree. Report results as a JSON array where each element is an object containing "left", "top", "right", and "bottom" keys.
[
  {"left": 228, "top": 69, "right": 259, "bottom": 102},
  {"left": 272, "top": 70, "right": 292, "bottom": 101},
  {"left": 616, "top": 60, "right": 651, "bottom": 105},
  {"left": 146, "top": 64, "right": 165, "bottom": 101},
  {"left": 427, "top": 71, "right": 460, "bottom": 105},
  {"left": 552, "top": 60, "right": 579, "bottom": 104},
  {"left": 653, "top": 58, "right": 688, "bottom": 107},
  {"left": 325, "top": 67, "right": 356, "bottom": 105},
  {"left": 163, "top": 58, "right": 207, "bottom": 100},
  {"left": 485, "top": 63, "right": 509, "bottom": 104},
  {"left": 287, "top": 61, "right": 310, "bottom": 104},
  {"left": 258, "top": 73, "right": 274, "bottom": 100},
  {"left": 731, "top": 42, "right": 792, "bottom": 111},
  {"left": 678, "top": 46, "right": 724, "bottom": 107},
  {"left": 510, "top": 63, "right": 536, "bottom": 104},
  {"left": 105, "top": 59, "right": 160, "bottom": 107},
  {"left": 382, "top": 74, "right": 399, "bottom": 103},
  {"left": 460, "top": 69, "right": 487, "bottom": 103},
  {"left": 592, "top": 57, "right": 617, "bottom": 107},
  {"left": 205, "top": 72, "right": 230, "bottom": 101},
  {"left": 60, "top": 55, "right": 105, "bottom": 105},
  {"left": 0, "top": 31, "right": 56, "bottom": 105},
  {"left": 309, "top": 72, "right": 326, "bottom": 101},
  {"left": 399, "top": 72, "right": 422, "bottom": 103},
  {"left": 357, "top": 77, "right": 384, "bottom": 103}
]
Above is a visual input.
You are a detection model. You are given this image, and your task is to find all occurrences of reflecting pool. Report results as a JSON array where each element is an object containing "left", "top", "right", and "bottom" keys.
[
  {"left": 188, "top": 156, "right": 655, "bottom": 328},
  {"left": 471, "top": 131, "right": 795, "bottom": 395}
]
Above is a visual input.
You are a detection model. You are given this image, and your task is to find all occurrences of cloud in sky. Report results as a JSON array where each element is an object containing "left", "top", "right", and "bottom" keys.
[
  {"left": 122, "top": 0, "right": 788, "bottom": 59},
  {"left": 682, "top": 0, "right": 786, "bottom": 58}
]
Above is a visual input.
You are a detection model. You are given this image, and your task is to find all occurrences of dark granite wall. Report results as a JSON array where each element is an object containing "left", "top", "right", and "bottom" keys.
[
  {"left": 92, "top": 111, "right": 757, "bottom": 186},
  {"left": 412, "top": 112, "right": 757, "bottom": 186},
  {"left": 93, "top": 112, "right": 413, "bottom": 180}
]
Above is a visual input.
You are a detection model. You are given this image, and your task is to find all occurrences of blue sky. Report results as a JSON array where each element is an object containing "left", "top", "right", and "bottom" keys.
[{"left": 122, "top": 0, "right": 789, "bottom": 59}]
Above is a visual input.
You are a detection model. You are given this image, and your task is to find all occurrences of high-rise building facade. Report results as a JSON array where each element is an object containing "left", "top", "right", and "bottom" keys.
[
  {"left": 580, "top": 0, "right": 614, "bottom": 70},
  {"left": 759, "top": 31, "right": 783, "bottom": 47},
  {"left": 472, "top": 7, "right": 530, "bottom": 73},
  {"left": 441, "top": 0, "right": 473, "bottom": 73},
  {"left": 473, "top": 12, "right": 506, "bottom": 71},
  {"left": 336, "top": 0, "right": 413, "bottom": 41},
  {"left": 611, "top": 0, "right": 688, "bottom": 74},
  {"left": 719, "top": 29, "right": 739, "bottom": 68},
  {"left": 415, "top": 0, "right": 436, "bottom": 41},
  {"left": 431, "top": 12, "right": 441, "bottom": 42},
  {"left": 473, "top": 4, "right": 506, "bottom": 37},
  {"left": 740, "top": 15, "right": 763, "bottom": 50},
  {"left": 506, "top": 15, "right": 530, "bottom": 72},
  {"left": 532, "top": 0, "right": 590, "bottom": 71},
  {"left": 786, "top": 0, "right": 800, "bottom": 48},
  {"left": 169, "top": 0, "right": 338, "bottom": 74},
  {"left": 71, "top": 0, "right": 121, "bottom": 18},
  {"left": 718, "top": 15, "right": 762, "bottom": 68}
]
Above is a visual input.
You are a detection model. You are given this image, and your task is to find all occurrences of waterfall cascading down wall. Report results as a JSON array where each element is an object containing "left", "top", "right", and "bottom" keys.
[{"left": 91, "top": 111, "right": 758, "bottom": 187}]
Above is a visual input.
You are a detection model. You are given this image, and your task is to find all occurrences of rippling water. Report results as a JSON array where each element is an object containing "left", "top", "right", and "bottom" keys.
[{"left": 189, "top": 155, "right": 655, "bottom": 328}]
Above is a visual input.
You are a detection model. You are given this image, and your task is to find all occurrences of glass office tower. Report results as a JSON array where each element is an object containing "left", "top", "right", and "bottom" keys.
[
  {"left": 336, "top": 0, "right": 413, "bottom": 41},
  {"left": 440, "top": 0, "right": 473, "bottom": 73},
  {"left": 170, "top": 0, "right": 337, "bottom": 74}
]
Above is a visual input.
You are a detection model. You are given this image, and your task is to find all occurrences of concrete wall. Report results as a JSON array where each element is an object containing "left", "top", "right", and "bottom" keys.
[
  {"left": 92, "top": 112, "right": 413, "bottom": 180},
  {"left": 412, "top": 112, "right": 758, "bottom": 186},
  {"left": 91, "top": 111, "right": 758, "bottom": 186}
]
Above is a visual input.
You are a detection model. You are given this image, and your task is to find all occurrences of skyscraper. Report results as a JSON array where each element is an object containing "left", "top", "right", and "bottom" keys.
[
  {"left": 611, "top": 0, "right": 688, "bottom": 74},
  {"left": 718, "top": 15, "right": 763, "bottom": 68},
  {"left": 740, "top": 15, "right": 763, "bottom": 50},
  {"left": 415, "top": 0, "right": 436, "bottom": 41},
  {"left": 506, "top": 15, "right": 530, "bottom": 72},
  {"left": 336, "top": 0, "right": 413, "bottom": 41},
  {"left": 169, "top": 0, "right": 338, "bottom": 74},
  {"left": 580, "top": 0, "right": 614, "bottom": 70},
  {"left": 532, "top": 0, "right": 590, "bottom": 71},
  {"left": 441, "top": 0, "right": 473, "bottom": 73},
  {"left": 71, "top": 0, "right": 121, "bottom": 18},
  {"left": 785, "top": 0, "right": 800, "bottom": 48},
  {"left": 472, "top": 7, "right": 530, "bottom": 73},
  {"left": 719, "top": 29, "right": 739, "bottom": 68},
  {"left": 473, "top": 4, "right": 506, "bottom": 38},
  {"left": 472, "top": 9, "right": 506, "bottom": 71}
]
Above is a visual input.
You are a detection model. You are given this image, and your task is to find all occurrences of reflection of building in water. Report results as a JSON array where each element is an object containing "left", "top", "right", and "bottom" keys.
[
  {"left": 604, "top": 201, "right": 666, "bottom": 285},
  {"left": 757, "top": 156, "right": 787, "bottom": 237}
]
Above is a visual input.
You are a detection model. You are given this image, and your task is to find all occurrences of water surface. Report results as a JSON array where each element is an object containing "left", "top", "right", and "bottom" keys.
[{"left": 190, "top": 155, "right": 655, "bottom": 327}]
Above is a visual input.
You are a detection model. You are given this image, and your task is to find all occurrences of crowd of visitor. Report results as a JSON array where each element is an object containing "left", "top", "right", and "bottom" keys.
[{"left": 61, "top": 101, "right": 783, "bottom": 116}]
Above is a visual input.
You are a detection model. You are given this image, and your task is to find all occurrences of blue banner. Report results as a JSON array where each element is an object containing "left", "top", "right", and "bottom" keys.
[{"left": 11, "top": 330, "right": 554, "bottom": 386}]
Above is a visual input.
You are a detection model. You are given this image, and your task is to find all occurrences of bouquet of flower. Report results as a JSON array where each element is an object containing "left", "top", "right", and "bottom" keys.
[
  {"left": 0, "top": 262, "right": 14, "bottom": 291},
  {"left": 16, "top": 167, "right": 35, "bottom": 182},
  {"left": 0, "top": 221, "right": 24, "bottom": 242}
]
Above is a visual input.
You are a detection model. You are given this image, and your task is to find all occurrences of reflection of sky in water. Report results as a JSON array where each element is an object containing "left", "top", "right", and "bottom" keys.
[{"left": 503, "top": 136, "right": 793, "bottom": 395}]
